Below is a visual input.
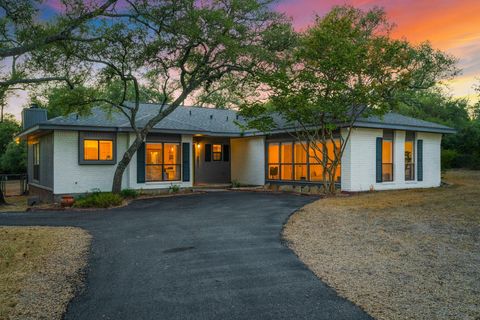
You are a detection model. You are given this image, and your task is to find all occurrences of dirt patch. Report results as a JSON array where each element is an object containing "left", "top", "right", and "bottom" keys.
[
  {"left": 0, "top": 196, "right": 28, "bottom": 213},
  {"left": 0, "top": 227, "right": 91, "bottom": 320},
  {"left": 284, "top": 170, "right": 480, "bottom": 320}
]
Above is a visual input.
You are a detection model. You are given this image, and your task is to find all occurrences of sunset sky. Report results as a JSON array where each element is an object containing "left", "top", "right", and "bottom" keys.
[{"left": 5, "top": 0, "right": 480, "bottom": 119}]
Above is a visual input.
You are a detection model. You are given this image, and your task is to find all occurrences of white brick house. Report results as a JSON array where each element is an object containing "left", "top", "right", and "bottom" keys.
[{"left": 19, "top": 104, "right": 455, "bottom": 201}]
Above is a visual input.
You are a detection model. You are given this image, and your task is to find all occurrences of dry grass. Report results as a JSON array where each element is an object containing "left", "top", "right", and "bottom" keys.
[
  {"left": 284, "top": 170, "right": 480, "bottom": 320},
  {"left": 0, "top": 196, "right": 28, "bottom": 213},
  {"left": 0, "top": 227, "right": 91, "bottom": 320}
]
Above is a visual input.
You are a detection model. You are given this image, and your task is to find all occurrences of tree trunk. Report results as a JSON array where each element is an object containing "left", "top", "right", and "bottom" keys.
[
  {"left": 0, "top": 188, "right": 6, "bottom": 205},
  {"left": 111, "top": 136, "right": 144, "bottom": 193}
]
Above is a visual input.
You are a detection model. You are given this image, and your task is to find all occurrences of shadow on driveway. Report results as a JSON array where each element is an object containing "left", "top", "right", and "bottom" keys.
[{"left": 0, "top": 192, "right": 372, "bottom": 320}]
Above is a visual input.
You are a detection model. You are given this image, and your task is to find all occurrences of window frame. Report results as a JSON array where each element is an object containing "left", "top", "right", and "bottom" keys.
[
  {"left": 381, "top": 130, "right": 394, "bottom": 182},
  {"left": 145, "top": 142, "right": 181, "bottom": 182},
  {"left": 32, "top": 142, "right": 40, "bottom": 181},
  {"left": 266, "top": 139, "right": 341, "bottom": 183},
  {"left": 404, "top": 131, "right": 415, "bottom": 181},
  {"left": 78, "top": 132, "right": 117, "bottom": 165},
  {"left": 212, "top": 144, "right": 223, "bottom": 161},
  {"left": 83, "top": 139, "right": 114, "bottom": 161}
]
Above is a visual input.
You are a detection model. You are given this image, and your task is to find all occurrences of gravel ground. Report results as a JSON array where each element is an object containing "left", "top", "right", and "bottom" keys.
[
  {"left": 0, "top": 227, "right": 91, "bottom": 320},
  {"left": 283, "top": 170, "right": 480, "bottom": 320}
]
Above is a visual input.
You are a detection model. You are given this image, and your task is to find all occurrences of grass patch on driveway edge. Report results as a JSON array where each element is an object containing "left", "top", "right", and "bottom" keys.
[{"left": 0, "top": 226, "right": 91, "bottom": 320}]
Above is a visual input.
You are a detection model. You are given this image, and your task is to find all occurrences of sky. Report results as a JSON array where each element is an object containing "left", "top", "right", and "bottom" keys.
[{"left": 5, "top": 0, "right": 480, "bottom": 119}]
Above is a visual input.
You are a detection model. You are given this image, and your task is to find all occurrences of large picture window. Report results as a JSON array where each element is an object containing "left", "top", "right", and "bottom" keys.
[
  {"left": 146, "top": 143, "right": 181, "bottom": 181},
  {"left": 267, "top": 140, "right": 341, "bottom": 183},
  {"left": 382, "top": 130, "right": 394, "bottom": 182},
  {"left": 405, "top": 131, "right": 415, "bottom": 181}
]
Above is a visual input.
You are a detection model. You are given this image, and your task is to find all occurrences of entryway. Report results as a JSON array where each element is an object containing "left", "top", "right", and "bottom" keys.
[{"left": 193, "top": 136, "right": 231, "bottom": 185}]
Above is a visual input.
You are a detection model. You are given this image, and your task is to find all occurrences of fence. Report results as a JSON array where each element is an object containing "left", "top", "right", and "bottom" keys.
[{"left": 0, "top": 174, "right": 28, "bottom": 196}]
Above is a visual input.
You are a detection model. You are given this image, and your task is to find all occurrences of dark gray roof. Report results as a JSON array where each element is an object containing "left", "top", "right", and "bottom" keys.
[{"left": 20, "top": 103, "right": 455, "bottom": 137}]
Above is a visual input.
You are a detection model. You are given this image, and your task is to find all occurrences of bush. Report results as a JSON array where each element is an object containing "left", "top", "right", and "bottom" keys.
[
  {"left": 73, "top": 192, "right": 123, "bottom": 208},
  {"left": 169, "top": 184, "right": 180, "bottom": 193},
  {"left": 441, "top": 149, "right": 458, "bottom": 171},
  {"left": 231, "top": 180, "right": 241, "bottom": 188},
  {"left": 120, "top": 188, "right": 139, "bottom": 198}
]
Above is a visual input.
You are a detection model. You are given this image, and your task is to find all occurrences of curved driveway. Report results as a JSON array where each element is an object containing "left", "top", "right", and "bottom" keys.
[{"left": 0, "top": 192, "right": 371, "bottom": 320}]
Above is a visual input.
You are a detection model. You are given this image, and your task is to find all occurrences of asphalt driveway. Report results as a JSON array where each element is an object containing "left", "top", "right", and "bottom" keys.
[{"left": 0, "top": 192, "right": 371, "bottom": 320}]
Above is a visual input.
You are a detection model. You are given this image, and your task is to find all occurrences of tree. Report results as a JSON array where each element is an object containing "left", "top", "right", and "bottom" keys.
[
  {"left": 0, "top": 114, "right": 21, "bottom": 204},
  {"left": 240, "top": 6, "right": 458, "bottom": 193},
  {"left": 0, "top": 140, "right": 27, "bottom": 174},
  {"left": 44, "top": 0, "right": 289, "bottom": 193},
  {"left": 0, "top": 114, "right": 20, "bottom": 154},
  {"left": 0, "top": 0, "right": 119, "bottom": 117}
]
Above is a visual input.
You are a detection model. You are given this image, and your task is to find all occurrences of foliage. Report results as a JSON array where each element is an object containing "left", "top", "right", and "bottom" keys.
[
  {"left": 395, "top": 87, "right": 480, "bottom": 170},
  {"left": 35, "top": 0, "right": 290, "bottom": 193},
  {"left": 441, "top": 149, "right": 458, "bottom": 171},
  {"left": 240, "top": 6, "right": 457, "bottom": 193},
  {"left": 0, "top": 114, "right": 20, "bottom": 155},
  {"left": 73, "top": 192, "right": 123, "bottom": 208},
  {"left": 168, "top": 184, "right": 180, "bottom": 194},
  {"left": 0, "top": 140, "right": 27, "bottom": 174},
  {"left": 231, "top": 180, "right": 242, "bottom": 188},
  {"left": 119, "top": 188, "right": 139, "bottom": 199}
]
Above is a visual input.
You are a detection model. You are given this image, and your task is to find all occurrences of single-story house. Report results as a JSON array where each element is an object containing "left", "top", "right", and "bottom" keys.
[{"left": 18, "top": 104, "right": 455, "bottom": 202}]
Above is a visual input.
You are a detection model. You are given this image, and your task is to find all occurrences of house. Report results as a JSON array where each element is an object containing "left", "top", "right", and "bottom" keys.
[{"left": 18, "top": 104, "right": 455, "bottom": 202}]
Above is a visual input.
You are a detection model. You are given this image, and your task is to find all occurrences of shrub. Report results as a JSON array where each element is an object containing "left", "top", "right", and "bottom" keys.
[
  {"left": 231, "top": 180, "right": 241, "bottom": 188},
  {"left": 441, "top": 149, "right": 458, "bottom": 171},
  {"left": 169, "top": 184, "right": 180, "bottom": 193},
  {"left": 120, "top": 188, "right": 139, "bottom": 198},
  {"left": 73, "top": 192, "right": 123, "bottom": 208}
]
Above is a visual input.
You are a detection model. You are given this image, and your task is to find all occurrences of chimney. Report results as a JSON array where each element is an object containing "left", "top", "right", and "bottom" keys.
[{"left": 21, "top": 104, "right": 47, "bottom": 130}]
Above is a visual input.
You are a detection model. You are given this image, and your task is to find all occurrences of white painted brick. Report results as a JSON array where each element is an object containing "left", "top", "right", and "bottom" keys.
[{"left": 231, "top": 136, "right": 265, "bottom": 186}]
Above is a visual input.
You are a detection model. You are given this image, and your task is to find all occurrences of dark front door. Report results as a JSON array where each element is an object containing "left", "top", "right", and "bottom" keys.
[{"left": 194, "top": 137, "right": 231, "bottom": 184}]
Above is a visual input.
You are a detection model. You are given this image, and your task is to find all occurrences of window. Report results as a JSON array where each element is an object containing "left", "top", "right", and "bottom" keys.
[
  {"left": 294, "top": 142, "right": 307, "bottom": 181},
  {"left": 267, "top": 140, "right": 341, "bottom": 183},
  {"left": 146, "top": 143, "right": 180, "bottom": 181},
  {"left": 405, "top": 132, "right": 415, "bottom": 181},
  {"left": 382, "top": 130, "right": 394, "bottom": 182},
  {"left": 212, "top": 144, "right": 222, "bottom": 161},
  {"left": 267, "top": 143, "right": 280, "bottom": 179},
  {"left": 79, "top": 132, "right": 116, "bottom": 164},
  {"left": 33, "top": 142, "right": 40, "bottom": 181},
  {"left": 83, "top": 140, "right": 113, "bottom": 161}
]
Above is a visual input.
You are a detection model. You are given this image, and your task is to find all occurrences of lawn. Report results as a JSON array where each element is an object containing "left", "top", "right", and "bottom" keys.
[
  {"left": 284, "top": 170, "right": 480, "bottom": 320},
  {"left": 0, "top": 227, "right": 91, "bottom": 320}
]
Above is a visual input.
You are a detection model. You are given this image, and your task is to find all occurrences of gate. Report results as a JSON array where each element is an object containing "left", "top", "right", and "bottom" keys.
[{"left": 0, "top": 174, "right": 28, "bottom": 196}]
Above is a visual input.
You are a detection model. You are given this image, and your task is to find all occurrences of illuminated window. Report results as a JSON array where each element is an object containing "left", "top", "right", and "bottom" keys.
[
  {"left": 294, "top": 142, "right": 307, "bottom": 181},
  {"left": 146, "top": 143, "right": 180, "bottom": 181},
  {"left": 83, "top": 139, "right": 113, "bottom": 161},
  {"left": 267, "top": 139, "right": 341, "bottom": 183},
  {"left": 382, "top": 130, "right": 394, "bottom": 182},
  {"left": 267, "top": 143, "right": 280, "bottom": 180},
  {"left": 405, "top": 132, "right": 415, "bottom": 181},
  {"left": 212, "top": 144, "right": 222, "bottom": 161}
]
